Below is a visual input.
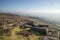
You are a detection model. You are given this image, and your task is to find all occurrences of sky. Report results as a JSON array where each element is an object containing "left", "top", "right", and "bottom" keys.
[{"left": 0, "top": 0, "right": 60, "bottom": 22}]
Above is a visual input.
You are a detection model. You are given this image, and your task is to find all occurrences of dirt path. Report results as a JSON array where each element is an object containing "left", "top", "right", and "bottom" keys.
[{"left": 10, "top": 27, "right": 20, "bottom": 40}]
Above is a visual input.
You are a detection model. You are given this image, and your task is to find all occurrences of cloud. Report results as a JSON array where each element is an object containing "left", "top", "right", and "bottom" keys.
[
  {"left": 0, "top": 8, "right": 60, "bottom": 14},
  {"left": 19, "top": 9, "right": 60, "bottom": 13}
]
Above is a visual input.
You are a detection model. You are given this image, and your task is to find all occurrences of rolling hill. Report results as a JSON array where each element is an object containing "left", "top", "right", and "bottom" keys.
[{"left": 0, "top": 13, "right": 60, "bottom": 40}]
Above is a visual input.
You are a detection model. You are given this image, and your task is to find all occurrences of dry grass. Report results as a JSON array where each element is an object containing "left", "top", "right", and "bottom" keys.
[{"left": 0, "top": 25, "right": 41, "bottom": 40}]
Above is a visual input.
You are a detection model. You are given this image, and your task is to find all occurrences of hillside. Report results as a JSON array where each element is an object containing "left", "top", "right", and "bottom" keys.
[
  {"left": 0, "top": 13, "right": 47, "bottom": 40},
  {"left": 0, "top": 13, "right": 59, "bottom": 40}
]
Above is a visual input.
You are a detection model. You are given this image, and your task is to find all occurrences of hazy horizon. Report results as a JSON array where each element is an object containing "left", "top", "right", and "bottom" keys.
[{"left": 0, "top": 0, "right": 60, "bottom": 22}]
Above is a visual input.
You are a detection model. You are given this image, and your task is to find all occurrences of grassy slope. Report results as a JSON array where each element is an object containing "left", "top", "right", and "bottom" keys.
[
  {"left": 0, "top": 25, "right": 41, "bottom": 40},
  {"left": 0, "top": 13, "right": 46, "bottom": 40}
]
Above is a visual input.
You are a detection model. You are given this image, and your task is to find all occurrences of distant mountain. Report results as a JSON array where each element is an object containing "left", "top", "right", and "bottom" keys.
[{"left": 28, "top": 16, "right": 60, "bottom": 28}]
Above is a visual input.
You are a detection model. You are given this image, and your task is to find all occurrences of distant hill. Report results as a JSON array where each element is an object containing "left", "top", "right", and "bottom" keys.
[{"left": 28, "top": 16, "right": 60, "bottom": 29}]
